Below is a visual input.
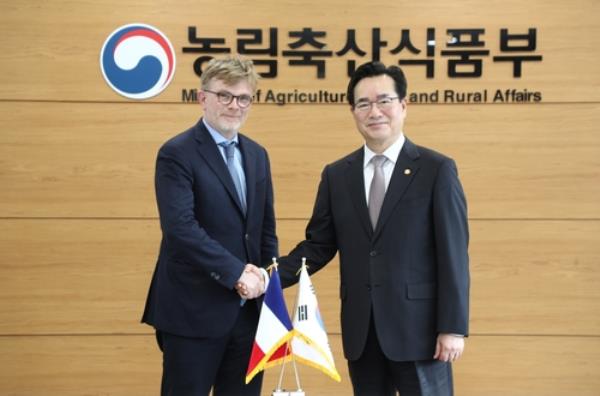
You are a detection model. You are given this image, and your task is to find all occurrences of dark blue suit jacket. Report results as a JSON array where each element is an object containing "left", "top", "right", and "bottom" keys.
[
  {"left": 142, "top": 119, "right": 278, "bottom": 338},
  {"left": 279, "top": 138, "right": 469, "bottom": 362}
]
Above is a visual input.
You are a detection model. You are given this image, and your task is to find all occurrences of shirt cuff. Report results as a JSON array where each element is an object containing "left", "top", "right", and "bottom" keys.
[{"left": 259, "top": 268, "right": 270, "bottom": 292}]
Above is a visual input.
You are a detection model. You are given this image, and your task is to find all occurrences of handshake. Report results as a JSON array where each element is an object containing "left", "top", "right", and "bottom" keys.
[{"left": 235, "top": 264, "right": 266, "bottom": 299}]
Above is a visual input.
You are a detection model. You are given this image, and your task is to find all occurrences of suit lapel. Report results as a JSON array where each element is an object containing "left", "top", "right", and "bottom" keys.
[
  {"left": 194, "top": 120, "right": 246, "bottom": 216},
  {"left": 239, "top": 135, "right": 255, "bottom": 218},
  {"left": 344, "top": 149, "right": 373, "bottom": 238},
  {"left": 373, "top": 138, "right": 420, "bottom": 240}
]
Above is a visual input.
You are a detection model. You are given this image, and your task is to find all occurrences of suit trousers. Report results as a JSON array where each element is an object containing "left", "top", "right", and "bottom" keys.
[
  {"left": 157, "top": 301, "right": 263, "bottom": 396},
  {"left": 347, "top": 314, "right": 453, "bottom": 396}
]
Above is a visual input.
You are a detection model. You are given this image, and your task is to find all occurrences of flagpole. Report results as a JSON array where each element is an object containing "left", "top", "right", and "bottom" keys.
[
  {"left": 275, "top": 339, "right": 290, "bottom": 391},
  {"left": 272, "top": 257, "right": 307, "bottom": 396},
  {"left": 289, "top": 258, "right": 308, "bottom": 394},
  {"left": 292, "top": 257, "right": 306, "bottom": 392},
  {"left": 291, "top": 349, "right": 302, "bottom": 391}
]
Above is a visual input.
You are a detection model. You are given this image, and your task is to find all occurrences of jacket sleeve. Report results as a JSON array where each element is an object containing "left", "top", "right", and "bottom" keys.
[
  {"left": 279, "top": 165, "right": 339, "bottom": 288},
  {"left": 433, "top": 158, "right": 470, "bottom": 336},
  {"left": 260, "top": 148, "right": 279, "bottom": 267}
]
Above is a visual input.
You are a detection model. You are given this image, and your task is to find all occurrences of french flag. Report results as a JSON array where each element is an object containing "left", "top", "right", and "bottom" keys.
[{"left": 245, "top": 265, "right": 294, "bottom": 384}]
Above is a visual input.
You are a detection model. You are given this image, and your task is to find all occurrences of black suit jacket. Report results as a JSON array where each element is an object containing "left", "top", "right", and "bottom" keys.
[
  {"left": 279, "top": 138, "right": 469, "bottom": 362},
  {"left": 142, "top": 119, "right": 278, "bottom": 338}
]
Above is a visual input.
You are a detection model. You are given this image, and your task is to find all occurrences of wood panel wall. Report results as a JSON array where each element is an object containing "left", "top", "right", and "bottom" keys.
[{"left": 1, "top": 0, "right": 599, "bottom": 394}]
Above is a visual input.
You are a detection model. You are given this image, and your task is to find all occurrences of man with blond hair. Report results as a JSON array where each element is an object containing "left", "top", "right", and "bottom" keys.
[{"left": 142, "top": 56, "right": 277, "bottom": 395}]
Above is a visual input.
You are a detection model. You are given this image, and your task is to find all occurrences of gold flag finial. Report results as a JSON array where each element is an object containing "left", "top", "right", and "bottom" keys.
[
  {"left": 267, "top": 257, "right": 279, "bottom": 273},
  {"left": 296, "top": 257, "right": 309, "bottom": 276}
]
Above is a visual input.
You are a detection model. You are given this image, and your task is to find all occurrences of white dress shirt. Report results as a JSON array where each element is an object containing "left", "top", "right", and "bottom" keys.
[{"left": 363, "top": 134, "right": 406, "bottom": 205}]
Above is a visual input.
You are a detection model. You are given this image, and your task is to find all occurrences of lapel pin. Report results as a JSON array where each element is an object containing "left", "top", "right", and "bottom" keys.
[{"left": 404, "top": 168, "right": 411, "bottom": 175}]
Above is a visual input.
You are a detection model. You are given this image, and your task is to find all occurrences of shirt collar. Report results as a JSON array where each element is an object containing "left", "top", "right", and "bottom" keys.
[
  {"left": 203, "top": 118, "right": 239, "bottom": 146},
  {"left": 363, "top": 133, "right": 405, "bottom": 169}
]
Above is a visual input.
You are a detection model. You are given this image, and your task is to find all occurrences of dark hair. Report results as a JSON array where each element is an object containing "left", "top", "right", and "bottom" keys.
[{"left": 346, "top": 61, "right": 407, "bottom": 106}]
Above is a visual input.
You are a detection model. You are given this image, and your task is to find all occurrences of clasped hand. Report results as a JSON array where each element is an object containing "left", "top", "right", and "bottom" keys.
[{"left": 235, "top": 264, "right": 265, "bottom": 299}]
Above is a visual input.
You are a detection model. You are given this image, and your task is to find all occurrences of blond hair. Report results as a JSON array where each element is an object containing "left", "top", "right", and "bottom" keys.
[{"left": 200, "top": 56, "right": 259, "bottom": 92}]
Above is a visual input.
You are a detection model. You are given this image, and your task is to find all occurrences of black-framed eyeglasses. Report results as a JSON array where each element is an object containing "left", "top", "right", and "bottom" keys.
[
  {"left": 353, "top": 96, "right": 400, "bottom": 113},
  {"left": 203, "top": 89, "right": 253, "bottom": 108}
]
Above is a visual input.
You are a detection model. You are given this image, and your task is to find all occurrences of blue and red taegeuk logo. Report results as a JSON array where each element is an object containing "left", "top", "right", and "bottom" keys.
[{"left": 100, "top": 24, "right": 176, "bottom": 100}]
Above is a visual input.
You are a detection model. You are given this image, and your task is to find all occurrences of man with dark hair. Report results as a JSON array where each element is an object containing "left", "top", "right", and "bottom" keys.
[
  {"left": 142, "top": 56, "right": 277, "bottom": 395},
  {"left": 279, "top": 61, "right": 469, "bottom": 395}
]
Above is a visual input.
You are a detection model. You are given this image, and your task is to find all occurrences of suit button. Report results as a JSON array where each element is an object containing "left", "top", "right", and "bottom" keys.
[
  {"left": 369, "top": 251, "right": 377, "bottom": 257},
  {"left": 367, "top": 285, "right": 371, "bottom": 291},
  {"left": 245, "top": 234, "right": 250, "bottom": 240}
]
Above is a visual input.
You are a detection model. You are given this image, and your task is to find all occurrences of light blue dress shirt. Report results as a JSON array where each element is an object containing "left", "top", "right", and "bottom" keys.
[
  {"left": 202, "top": 119, "right": 270, "bottom": 297},
  {"left": 203, "top": 119, "right": 247, "bottom": 206}
]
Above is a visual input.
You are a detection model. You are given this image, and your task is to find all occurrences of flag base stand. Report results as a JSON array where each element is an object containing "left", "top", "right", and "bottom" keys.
[
  {"left": 272, "top": 339, "right": 305, "bottom": 396},
  {"left": 272, "top": 391, "right": 305, "bottom": 396}
]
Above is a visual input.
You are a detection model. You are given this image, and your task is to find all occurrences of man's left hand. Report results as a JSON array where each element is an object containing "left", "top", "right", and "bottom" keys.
[{"left": 433, "top": 333, "right": 465, "bottom": 362}]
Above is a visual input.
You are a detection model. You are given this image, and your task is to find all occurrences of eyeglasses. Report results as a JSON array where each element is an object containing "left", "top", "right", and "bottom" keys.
[
  {"left": 353, "top": 96, "right": 400, "bottom": 113},
  {"left": 203, "top": 89, "right": 253, "bottom": 108}
]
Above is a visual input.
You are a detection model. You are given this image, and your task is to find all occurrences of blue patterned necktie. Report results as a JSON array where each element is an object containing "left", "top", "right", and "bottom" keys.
[{"left": 220, "top": 141, "right": 247, "bottom": 214}]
